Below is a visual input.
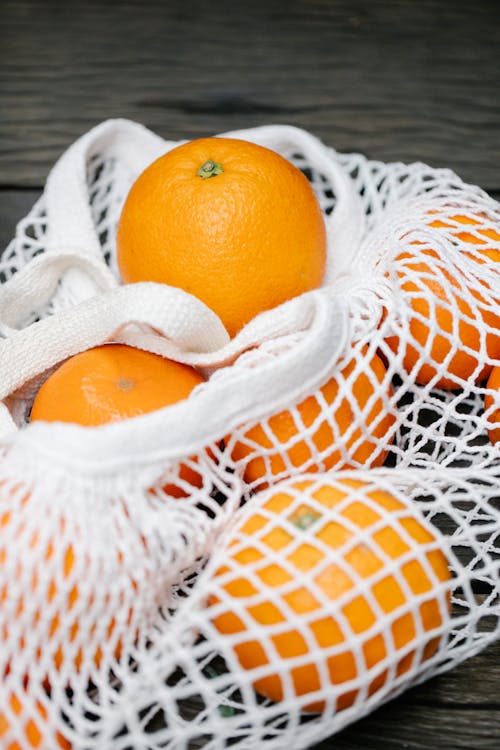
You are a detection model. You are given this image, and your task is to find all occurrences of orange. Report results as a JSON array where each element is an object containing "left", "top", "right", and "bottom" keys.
[
  {"left": 485, "top": 365, "right": 500, "bottom": 444},
  {"left": 30, "top": 343, "right": 205, "bottom": 497},
  {"left": 0, "top": 484, "right": 128, "bottom": 679},
  {"left": 0, "top": 692, "right": 70, "bottom": 749},
  {"left": 386, "top": 213, "right": 500, "bottom": 389},
  {"left": 116, "top": 137, "right": 327, "bottom": 337},
  {"left": 229, "top": 348, "right": 395, "bottom": 490},
  {"left": 20, "top": 347, "right": 206, "bottom": 684},
  {"left": 209, "top": 477, "right": 451, "bottom": 712}
]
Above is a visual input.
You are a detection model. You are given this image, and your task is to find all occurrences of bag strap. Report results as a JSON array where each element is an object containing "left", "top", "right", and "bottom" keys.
[
  {"left": 10, "top": 290, "right": 349, "bottom": 470},
  {"left": 44, "top": 118, "right": 170, "bottom": 259},
  {"left": 0, "top": 281, "right": 229, "bottom": 402},
  {"left": 0, "top": 250, "right": 118, "bottom": 333},
  {"left": 0, "top": 277, "right": 343, "bottom": 438}
]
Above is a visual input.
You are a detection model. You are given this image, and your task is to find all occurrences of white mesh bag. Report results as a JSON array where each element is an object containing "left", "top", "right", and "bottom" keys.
[{"left": 0, "top": 119, "right": 499, "bottom": 749}]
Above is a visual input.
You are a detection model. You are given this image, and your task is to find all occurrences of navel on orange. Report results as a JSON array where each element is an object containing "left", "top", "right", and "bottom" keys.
[
  {"left": 386, "top": 212, "right": 500, "bottom": 389},
  {"left": 30, "top": 343, "right": 205, "bottom": 497},
  {"left": 116, "top": 137, "right": 327, "bottom": 337},
  {"left": 209, "top": 477, "right": 451, "bottom": 712}
]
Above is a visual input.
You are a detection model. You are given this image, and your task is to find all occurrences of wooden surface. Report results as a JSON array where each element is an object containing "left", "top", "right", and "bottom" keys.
[{"left": 1, "top": 1, "right": 499, "bottom": 748}]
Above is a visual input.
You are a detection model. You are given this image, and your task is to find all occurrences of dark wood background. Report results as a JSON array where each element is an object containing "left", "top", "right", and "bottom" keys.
[{"left": 1, "top": 1, "right": 499, "bottom": 748}]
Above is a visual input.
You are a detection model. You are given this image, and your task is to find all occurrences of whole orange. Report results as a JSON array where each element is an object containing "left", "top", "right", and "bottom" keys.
[
  {"left": 485, "top": 365, "right": 500, "bottom": 444},
  {"left": 0, "top": 692, "right": 70, "bottom": 750},
  {"left": 30, "top": 343, "right": 205, "bottom": 497},
  {"left": 209, "top": 477, "right": 451, "bottom": 712},
  {"left": 116, "top": 137, "right": 327, "bottom": 337},
  {"left": 386, "top": 213, "right": 500, "bottom": 389},
  {"left": 229, "top": 348, "right": 395, "bottom": 490}
]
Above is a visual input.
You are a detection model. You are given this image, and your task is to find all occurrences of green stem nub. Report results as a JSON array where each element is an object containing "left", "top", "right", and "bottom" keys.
[
  {"left": 197, "top": 160, "right": 224, "bottom": 179},
  {"left": 291, "top": 511, "right": 321, "bottom": 531}
]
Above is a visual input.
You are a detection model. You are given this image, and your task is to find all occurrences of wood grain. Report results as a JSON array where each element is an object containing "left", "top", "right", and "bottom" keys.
[{"left": 1, "top": 0, "right": 499, "bottom": 189}]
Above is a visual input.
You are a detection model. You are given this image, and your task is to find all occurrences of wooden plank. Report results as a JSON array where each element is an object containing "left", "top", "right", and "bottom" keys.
[
  {"left": 0, "top": 0, "right": 499, "bottom": 190},
  {"left": 319, "top": 705, "right": 499, "bottom": 750}
]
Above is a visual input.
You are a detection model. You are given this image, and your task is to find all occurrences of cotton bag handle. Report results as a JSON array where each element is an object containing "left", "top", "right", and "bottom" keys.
[
  {"left": 4, "top": 287, "right": 349, "bottom": 472},
  {"left": 0, "top": 280, "right": 227, "bottom": 404},
  {"left": 0, "top": 276, "right": 348, "bottom": 438},
  {"left": 43, "top": 118, "right": 171, "bottom": 261}
]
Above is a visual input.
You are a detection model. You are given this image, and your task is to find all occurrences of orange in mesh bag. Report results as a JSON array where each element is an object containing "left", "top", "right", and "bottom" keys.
[
  {"left": 228, "top": 345, "right": 396, "bottom": 491},
  {"left": 385, "top": 210, "right": 500, "bottom": 389},
  {"left": 0, "top": 481, "right": 123, "bottom": 750},
  {"left": 0, "top": 480, "right": 135, "bottom": 678},
  {"left": 0, "top": 692, "right": 70, "bottom": 750},
  {"left": 30, "top": 343, "right": 206, "bottom": 497},
  {"left": 209, "top": 476, "right": 451, "bottom": 713}
]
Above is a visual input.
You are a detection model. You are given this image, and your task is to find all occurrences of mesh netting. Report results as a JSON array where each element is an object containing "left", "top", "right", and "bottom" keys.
[{"left": 0, "top": 120, "right": 498, "bottom": 749}]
